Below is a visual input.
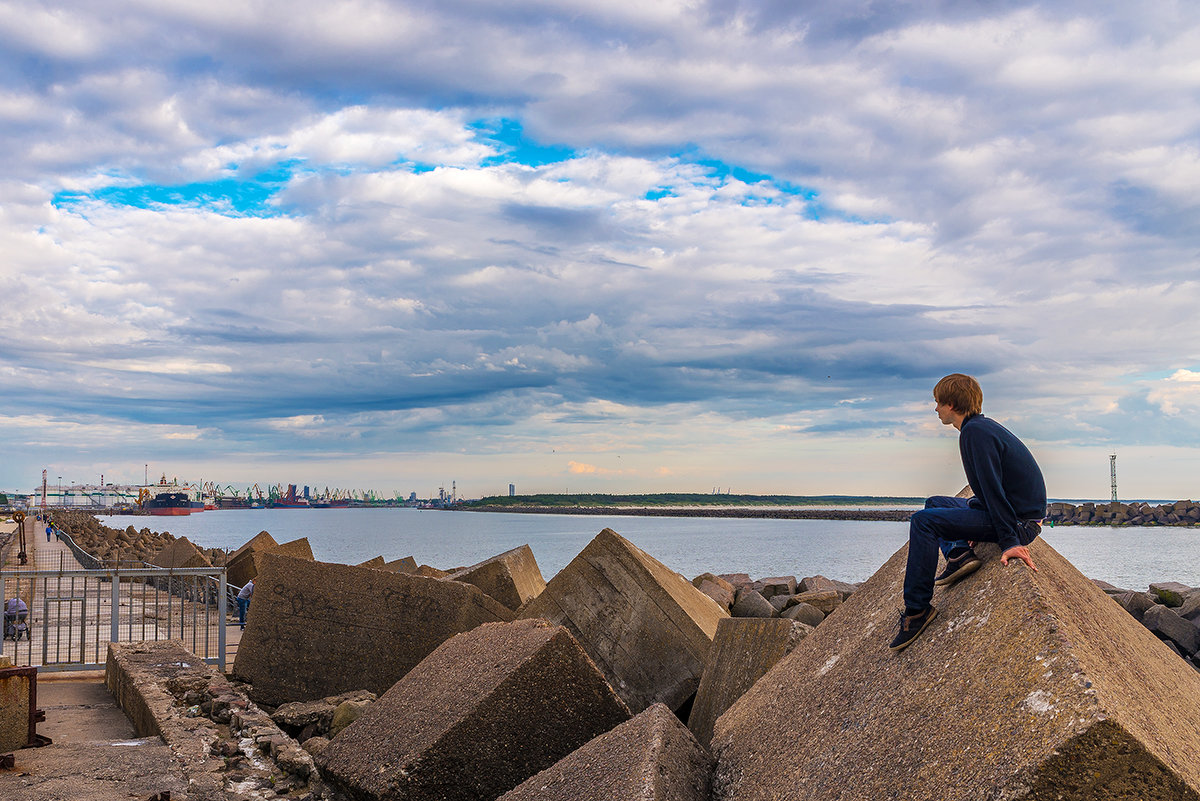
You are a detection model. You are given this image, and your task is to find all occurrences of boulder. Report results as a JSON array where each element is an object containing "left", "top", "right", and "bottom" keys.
[
  {"left": 233, "top": 553, "right": 514, "bottom": 706},
  {"left": 444, "top": 544, "right": 547, "bottom": 611},
  {"left": 717, "top": 573, "right": 752, "bottom": 590},
  {"left": 730, "top": 587, "right": 775, "bottom": 619},
  {"left": 798, "top": 575, "right": 839, "bottom": 594},
  {"left": 321, "top": 619, "right": 631, "bottom": 801},
  {"left": 1112, "top": 590, "right": 1157, "bottom": 623},
  {"left": 356, "top": 556, "right": 386, "bottom": 569},
  {"left": 1149, "top": 582, "right": 1194, "bottom": 608},
  {"left": 759, "top": 576, "right": 796, "bottom": 599},
  {"left": 518, "top": 528, "right": 726, "bottom": 713},
  {"left": 710, "top": 540, "right": 1200, "bottom": 800},
  {"left": 789, "top": 589, "right": 840, "bottom": 615},
  {"left": 1143, "top": 604, "right": 1200, "bottom": 655},
  {"left": 499, "top": 703, "right": 712, "bottom": 801},
  {"left": 697, "top": 579, "right": 735, "bottom": 611},
  {"left": 693, "top": 573, "right": 736, "bottom": 596},
  {"left": 688, "top": 617, "right": 809, "bottom": 748},
  {"left": 1180, "top": 593, "right": 1200, "bottom": 623},
  {"left": 780, "top": 601, "right": 824, "bottom": 627}
]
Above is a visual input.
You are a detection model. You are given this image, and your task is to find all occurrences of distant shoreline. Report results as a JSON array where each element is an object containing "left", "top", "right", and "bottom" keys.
[{"left": 464, "top": 505, "right": 915, "bottom": 521}]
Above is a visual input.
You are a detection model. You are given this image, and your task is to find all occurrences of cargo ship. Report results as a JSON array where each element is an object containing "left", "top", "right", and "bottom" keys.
[{"left": 144, "top": 492, "right": 192, "bottom": 516}]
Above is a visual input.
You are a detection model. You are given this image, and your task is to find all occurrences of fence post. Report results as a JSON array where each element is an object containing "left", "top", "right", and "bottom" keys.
[
  {"left": 111, "top": 568, "right": 121, "bottom": 647},
  {"left": 217, "top": 568, "right": 227, "bottom": 672}
]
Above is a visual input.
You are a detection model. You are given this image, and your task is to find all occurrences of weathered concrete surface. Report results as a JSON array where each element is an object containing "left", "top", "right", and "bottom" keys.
[
  {"left": 499, "top": 702, "right": 712, "bottom": 801},
  {"left": 228, "top": 532, "right": 313, "bottom": 587},
  {"left": 0, "top": 664, "right": 33, "bottom": 752},
  {"left": 711, "top": 541, "right": 1200, "bottom": 801},
  {"left": 356, "top": 555, "right": 386, "bottom": 568},
  {"left": 107, "top": 640, "right": 322, "bottom": 798},
  {"left": 149, "top": 535, "right": 212, "bottom": 568},
  {"left": 2, "top": 676, "right": 183, "bottom": 801},
  {"left": 233, "top": 552, "right": 514, "bottom": 706},
  {"left": 383, "top": 556, "right": 418, "bottom": 573},
  {"left": 519, "top": 528, "right": 728, "bottom": 713},
  {"left": 273, "top": 536, "right": 313, "bottom": 561},
  {"left": 226, "top": 530, "right": 278, "bottom": 587},
  {"left": 687, "top": 617, "right": 808, "bottom": 748},
  {"left": 321, "top": 618, "right": 631, "bottom": 801},
  {"left": 445, "top": 544, "right": 547, "bottom": 611}
]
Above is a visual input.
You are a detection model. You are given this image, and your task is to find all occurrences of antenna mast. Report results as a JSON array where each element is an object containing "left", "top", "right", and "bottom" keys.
[{"left": 1110, "top": 453, "right": 1118, "bottom": 502}]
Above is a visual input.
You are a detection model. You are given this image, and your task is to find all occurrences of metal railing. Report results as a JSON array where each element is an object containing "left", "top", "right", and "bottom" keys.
[{"left": 1, "top": 566, "right": 228, "bottom": 672}]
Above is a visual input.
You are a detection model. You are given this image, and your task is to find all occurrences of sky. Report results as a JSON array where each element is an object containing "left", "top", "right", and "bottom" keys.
[{"left": 2, "top": 1, "right": 1200, "bottom": 501}]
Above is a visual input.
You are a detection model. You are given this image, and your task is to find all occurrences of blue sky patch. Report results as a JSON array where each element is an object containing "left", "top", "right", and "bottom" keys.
[
  {"left": 52, "top": 163, "right": 302, "bottom": 216},
  {"left": 471, "top": 118, "right": 578, "bottom": 167}
]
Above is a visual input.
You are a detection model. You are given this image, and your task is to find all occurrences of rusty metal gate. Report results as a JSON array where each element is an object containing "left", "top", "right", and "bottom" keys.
[{"left": 1, "top": 566, "right": 227, "bottom": 672}]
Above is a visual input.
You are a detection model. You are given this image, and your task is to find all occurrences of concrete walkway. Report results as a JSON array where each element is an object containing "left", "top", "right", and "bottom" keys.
[{"left": 0, "top": 673, "right": 184, "bottom": 800}]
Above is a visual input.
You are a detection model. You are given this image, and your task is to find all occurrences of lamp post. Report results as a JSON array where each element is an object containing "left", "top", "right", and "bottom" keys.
[{"left": 58, "top": 475, "right": 62, "bottom": 507}]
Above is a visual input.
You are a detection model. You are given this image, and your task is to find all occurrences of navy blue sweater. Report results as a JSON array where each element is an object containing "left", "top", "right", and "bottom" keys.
[{"left": 960, "top": 414, "right": 1047, "bottom": 552}]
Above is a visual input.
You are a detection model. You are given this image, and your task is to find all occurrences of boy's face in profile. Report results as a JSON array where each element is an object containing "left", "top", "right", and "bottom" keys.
[{"left": 935, "top": 399, "right": 958, "bottom": 426}]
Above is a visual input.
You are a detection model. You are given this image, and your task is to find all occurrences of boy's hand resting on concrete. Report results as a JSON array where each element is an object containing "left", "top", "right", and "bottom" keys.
[{"left": 1001, "top": 545, "right": 1038, "bottom": 572}]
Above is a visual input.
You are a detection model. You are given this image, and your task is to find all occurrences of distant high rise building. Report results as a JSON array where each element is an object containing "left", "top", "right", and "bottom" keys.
[{"left": 509, "top": 483, "right": 515, "bottom": 496}]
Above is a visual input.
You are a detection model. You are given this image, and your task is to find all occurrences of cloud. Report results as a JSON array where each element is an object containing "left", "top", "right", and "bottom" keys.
[{"left": 3, "top": 2, "right": 1200, "bottom": 499}]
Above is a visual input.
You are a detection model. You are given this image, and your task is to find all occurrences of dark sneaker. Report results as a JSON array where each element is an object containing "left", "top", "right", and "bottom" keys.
[
  {"left": 889, "top": 606, "right": 938, "bottom": 651},
  {"left": 934, "top": 547, "right": 982, "bottom": 587}
]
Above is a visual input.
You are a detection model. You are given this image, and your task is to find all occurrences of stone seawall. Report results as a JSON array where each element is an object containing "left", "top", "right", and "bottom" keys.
[{"left": 1047, "top": 500, "right": 1200, "bottom": 526}]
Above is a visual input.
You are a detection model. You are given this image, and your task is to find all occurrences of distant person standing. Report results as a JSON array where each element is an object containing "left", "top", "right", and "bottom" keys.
[
  {"left": 890, "top": 373, "right": 1047, "bottom": 651},
  {"left": 46, "top": 524, "right": 52, "bottom": 542},
  {"left": 237, "top": 579, "right": 255, "bottom": 629}
]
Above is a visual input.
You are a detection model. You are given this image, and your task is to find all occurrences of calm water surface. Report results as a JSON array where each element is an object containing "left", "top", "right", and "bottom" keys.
[{"left": 100, "top": 508, "right": 1200, "bottom": 589}]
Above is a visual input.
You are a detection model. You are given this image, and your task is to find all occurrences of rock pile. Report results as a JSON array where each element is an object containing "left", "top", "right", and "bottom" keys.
[
  {"left": 1048, "top": 499, "right": 1200, "bottom": 525},
  {"left": 47, "top": 510, "right": 178, "bottom": 564},
  {"left": 1100, "top": 579, "right": 1200, "bottom": 669}
]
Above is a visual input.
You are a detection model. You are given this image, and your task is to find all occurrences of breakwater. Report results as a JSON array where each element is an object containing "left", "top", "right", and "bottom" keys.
[{"left": 1047, "top": 500, "right": 1200, "bottom": 526}]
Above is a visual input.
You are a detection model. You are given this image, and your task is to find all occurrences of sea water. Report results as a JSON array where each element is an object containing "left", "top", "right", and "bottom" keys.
[{"left": 96, "top": 508, "right": 1200, "bottom": 590}]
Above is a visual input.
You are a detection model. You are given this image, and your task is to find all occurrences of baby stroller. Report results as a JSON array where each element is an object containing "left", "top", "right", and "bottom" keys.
[{"left": 4, "top": 598, "right": 30, "bottom": 642}]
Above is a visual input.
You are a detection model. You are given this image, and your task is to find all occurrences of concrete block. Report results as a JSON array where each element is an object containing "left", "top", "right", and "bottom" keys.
[
  {"left": 1143, "top": 604, "right": 1200, "bottom": 655},
  {"left": 1150, "top": 581, "right": 1195, "bottom": 607},
  {"left": 382, "top": 556, "right": 418, "bottom": 573},
  {"left": 233, "top": 552, "right": 514, "bottom": 706},
  {"left": 413, "top": 564, "right": 449, "bottom": 578},
  {"left": 274, "top": 537, "right": 314, "bottom": 561},
  {"left": 499, "top": 703, "right": 712, "bottom": 801},
  {"left": 711, "top": 541, "right": 1200, "bottom": 800},
  {"left": 693, "top": 572, "right": 736, "bottom": 596},
  {"left": 229, "top": 530, "right": 277, "bottom": 562},
  {"left": 697, "top": 579, "right": 734, "bottom": 611},
  {"left": 519, "top": 528, "right": 727, "bottom": 713},
  {"left": 798, "top": 574, "right": 839, "bottom": 594},
  {"left": 688, "top": 617, "right": 809, "bottom": 748},
  {"left": 356, "top": 555, "right": 386, "bottom": 569},
  {"left": 759, "top": 576, "right": 796, "bottom": 599},
  {"left": 780, "top": 601, "right": 824, "bottom": 627},
  {"left": 1112, "top": 590, "right": 1157, "bottom": 623},
  {"left": 149, "top": 536, "right": 211, "bottom": 568},
  {"left": 445, "top": 544, "right": 547, "bottom": 611},
  {"left": 730, "top": 588, "right": 775, "bottom": 618},
  {"left": 789, "top": 588, "right": 840, "bottom": 615},
  {"left": 321, "top": 618, "right": 631, "bottom": 801}
]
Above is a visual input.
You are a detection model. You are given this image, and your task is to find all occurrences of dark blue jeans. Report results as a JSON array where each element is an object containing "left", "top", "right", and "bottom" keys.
[
  {"left": 903, "top": 496, "right": 999, "bottom": 612},
  {"left": 237, "top": 597, "right": 250, "bottom": 627}
]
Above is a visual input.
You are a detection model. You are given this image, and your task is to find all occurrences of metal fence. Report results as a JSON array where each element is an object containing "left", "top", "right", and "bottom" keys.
[{"left": 1, "top": 566, "right": 228, "bottom": 672}]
